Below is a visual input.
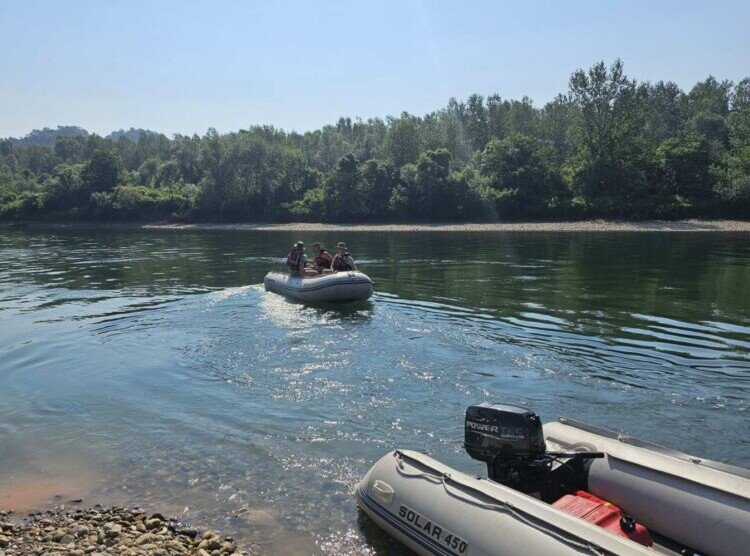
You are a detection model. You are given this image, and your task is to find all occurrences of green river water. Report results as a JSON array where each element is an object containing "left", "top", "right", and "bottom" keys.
[{"left": 0, "top": 228, "right": 748, "bottom": 554}]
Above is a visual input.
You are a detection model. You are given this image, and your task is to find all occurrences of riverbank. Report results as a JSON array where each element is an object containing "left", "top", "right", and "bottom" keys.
[
  {"left": 0, "top": 506, "right": 247, "bottom": 556},
  {"left": 2, "top": 219, "right": 750, "bottom": 232}
]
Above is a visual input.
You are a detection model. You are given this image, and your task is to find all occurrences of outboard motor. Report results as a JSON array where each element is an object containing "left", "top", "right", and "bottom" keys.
[
  {"left": 464, "top": 403, "right": 655, "bottom": 547},
  {"left": 464, "top": 403, "right": 603, "bottom": 497},
  {"left": 465, "top": 403, "right": 548, "bottom": 493}
]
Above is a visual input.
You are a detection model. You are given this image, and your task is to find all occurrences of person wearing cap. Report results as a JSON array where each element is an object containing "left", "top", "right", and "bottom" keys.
[
  {"left": 286, "top": 241, "right": 307, "bottom": 277},
  {"left": 311, "top": 242, "right": 334, "bottom": 273},
  {"left": 331, "top": 242, "right": 357, "bottom": 272}
]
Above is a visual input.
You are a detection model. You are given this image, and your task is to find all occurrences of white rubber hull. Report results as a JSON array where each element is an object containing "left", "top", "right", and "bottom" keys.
[
  {"left": 264, "top": 271, "right": 373, "bottom": 302},
  {"left": 357, "top": 420, "right": 750, "bottom": 556}
]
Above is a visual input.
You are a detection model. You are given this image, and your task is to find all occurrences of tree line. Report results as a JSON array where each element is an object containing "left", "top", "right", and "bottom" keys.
[{"left": 1, "top": 60, "right": 749, "bottom": 222}]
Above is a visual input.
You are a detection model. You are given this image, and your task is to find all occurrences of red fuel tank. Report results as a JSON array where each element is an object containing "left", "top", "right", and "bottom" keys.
[{"left": 553, "top": 490, "right": 653, "bottom": 547}]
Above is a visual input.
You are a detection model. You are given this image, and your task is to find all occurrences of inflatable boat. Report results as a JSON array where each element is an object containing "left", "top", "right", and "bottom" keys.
[
  {"left": 264, "top": 271, "right": 373, "bottom": 303},
  {"left": 357, "top": 404, "right": 750, "bottom": 556}
]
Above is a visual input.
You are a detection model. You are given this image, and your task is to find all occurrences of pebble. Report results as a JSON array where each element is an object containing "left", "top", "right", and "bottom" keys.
[
  {"left": 237, "top": 510, "right": 278, "bottom": 529},
  {"left": 0, "top": 505, "right": 247, "bottom": 555}
]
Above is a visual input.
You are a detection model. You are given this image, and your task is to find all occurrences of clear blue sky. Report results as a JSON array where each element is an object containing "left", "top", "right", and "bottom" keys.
[{"left": 2, "top": 0, "right": 749, "bottom": 138}]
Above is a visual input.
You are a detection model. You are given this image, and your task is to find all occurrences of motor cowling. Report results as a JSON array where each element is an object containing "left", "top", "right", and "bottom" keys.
[
  {"left": 464, "top": 403, "right": 548, "bottom": 493},
  {"left": 465, "top": 403, "right": 546, "bottom": 460}
]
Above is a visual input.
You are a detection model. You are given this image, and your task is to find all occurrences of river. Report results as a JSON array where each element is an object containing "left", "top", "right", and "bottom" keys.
[{"left": 0, "top": 228, "right": 748, "bottom": 555}]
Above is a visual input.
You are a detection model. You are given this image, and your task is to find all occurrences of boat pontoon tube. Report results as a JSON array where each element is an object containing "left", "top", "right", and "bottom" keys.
[
  {"left": 264, "top": 271, "right": 373, "bottom": 302},
  {"left": 544, "top": 418, "right": 750, "bottom": 556},
  {"left": 357, "top": 450, "right": 653, "bottom": 556}
]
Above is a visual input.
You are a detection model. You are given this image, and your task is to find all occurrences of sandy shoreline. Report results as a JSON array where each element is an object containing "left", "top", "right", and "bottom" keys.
[{"left": 3, "top": 219, "right": 750, "bottom": 232}]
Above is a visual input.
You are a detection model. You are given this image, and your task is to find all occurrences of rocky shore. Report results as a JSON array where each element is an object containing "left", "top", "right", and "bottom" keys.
[{"left": 0, "top": 506, "right": 248, "bottom": 556}]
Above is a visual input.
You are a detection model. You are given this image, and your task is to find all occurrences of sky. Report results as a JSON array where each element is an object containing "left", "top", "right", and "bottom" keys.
[{"left": 2, "top": 0, "right": 749, "bottom": 138}]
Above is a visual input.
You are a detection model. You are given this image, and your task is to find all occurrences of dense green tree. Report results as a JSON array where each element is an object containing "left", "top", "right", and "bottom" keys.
[
  {"left": 358, "top": 159, "right": 398, "bottom": 219},
  {"left": 685, "top": 77, "right": 732, "bottom": 147},
  {"left": 486, "top": 94, "right": 509, "bottom": 139},
  {"left": 81, "top": 150, "right": 123, "bottom": 193},
  {"left": 639, "top": 81, "right": 685, "bottom": 143},
  {"left": 729, "top": 79, "right": 750, "bottom": 148},
  {"left": 55, "top": 136, "right": 87, "bottom": 163},
  {"left": 401, "top": 149, "right": 478, "bottom": 220},
  {"left": 384, "top": 115, "right": 422, "bottom": 167},
  {"left": 480, "top": 134, "right": 566, "bottom": 217},
  {"left": 538, "top": 95, "right": 579, "bottom": 165},
  {"left": 654, "top": 134, "right": 714, "bottom": 209},
  {"left": 507, "top": 97, "right": 539, "bottom": 137},
  {"left": 308, "top": 126, "right": 351, "bottom": 171},
  {"left": 171, "top": 134, "right": 203, "bottom": 184},
  {"left": 412, "top": 149, "right": 453, "bottom": 218},
  {"left": 567, "top": 59, "right": 648, "bottom": 211},
  {"left": 323, "top": 153, "right": 361, "bottom": 220},
  {"left": 1, "top": 60, "right": 749, "bottom": 222},
  {"left": 45, "top": 163, "right": 86, "bottom": 211},
  {"left": 464, "top": 94, "right": 489, "bottom": 150},
  {"left": 137, "top": 158, "right": 161, "bottom": 186},
  {"left": 714, "top": 147, "right": 750, "bottom": 212}
]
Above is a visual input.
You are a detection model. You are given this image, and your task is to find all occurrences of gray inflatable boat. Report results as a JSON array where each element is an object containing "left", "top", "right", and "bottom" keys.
[
  {"left": 357, "top": 404, "right": 749, "bottom": 556},
  {"left": 264, "top": 271, "right": 373, "bottom": 303}
]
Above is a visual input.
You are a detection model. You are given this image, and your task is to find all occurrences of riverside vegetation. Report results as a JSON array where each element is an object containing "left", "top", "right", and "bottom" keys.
[{"left": 1, "top": 60, "right": 749, "bottom": 223}]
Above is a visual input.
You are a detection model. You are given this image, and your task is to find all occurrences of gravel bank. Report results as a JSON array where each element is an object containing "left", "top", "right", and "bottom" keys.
[
  {"left": 146, "top": 219, "right": 750, "bottom": 233},
  {"left": 3, "top": 219, "right": 750, "bottom": 232},
  {"left": 0, "top": 506, "right": 248, "bottom": 556}
]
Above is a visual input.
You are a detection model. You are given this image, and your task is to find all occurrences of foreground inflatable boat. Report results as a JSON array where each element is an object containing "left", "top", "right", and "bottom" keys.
[
  {"left": 357, "top": 404, "right": 749, "bottom": 556},
  {"left": 264, "top": 271, "right": 373, "bottom": 302}
]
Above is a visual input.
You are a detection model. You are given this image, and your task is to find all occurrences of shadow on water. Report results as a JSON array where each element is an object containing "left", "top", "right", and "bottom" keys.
[
  {"left": 0, "top": 228, "right": 748, "bottom": 555},
  {"left": 357, "top": 511, "right": 418, "bottom": 556}
]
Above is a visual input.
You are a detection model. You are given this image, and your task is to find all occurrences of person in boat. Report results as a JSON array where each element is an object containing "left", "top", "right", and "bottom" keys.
[
  {"left": 332, "top": 242, "right": 357, "bottom": 272},
  {"left": 311, "top": 242, "right": 334, "bottom": 273},
  {"left": 286, "top": 241, "right": 307, "bottom": 277}
]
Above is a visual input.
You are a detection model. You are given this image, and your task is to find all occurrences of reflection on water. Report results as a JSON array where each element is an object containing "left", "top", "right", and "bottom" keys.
[{"left": 0, "top": 229, "right": 748, "bottom": 555}]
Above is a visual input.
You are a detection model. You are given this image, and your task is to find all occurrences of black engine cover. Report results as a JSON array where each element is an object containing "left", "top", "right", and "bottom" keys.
[{"left": 464, "top": 403, "right": 546, "bottom": 464}]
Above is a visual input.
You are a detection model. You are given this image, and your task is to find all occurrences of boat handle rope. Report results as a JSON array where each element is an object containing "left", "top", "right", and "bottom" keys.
[{"left": 393, "top": 451, "right": 607, "bottom": 556}]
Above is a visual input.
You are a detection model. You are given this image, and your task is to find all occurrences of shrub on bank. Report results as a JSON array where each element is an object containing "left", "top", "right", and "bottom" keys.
[{"left": 91, "top": 184, "right": 200, "bottom": 221}]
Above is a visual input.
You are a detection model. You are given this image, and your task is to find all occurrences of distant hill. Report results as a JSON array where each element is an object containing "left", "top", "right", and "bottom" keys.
[
  {"left": 5, "top": 126, "right": 160, "bottom": 147},
  {"left": 14, "top": 126, "right": 89, "bottom": 147},
  {"left": 106, "top": 128, "right": 160, "bottom": 142}
]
